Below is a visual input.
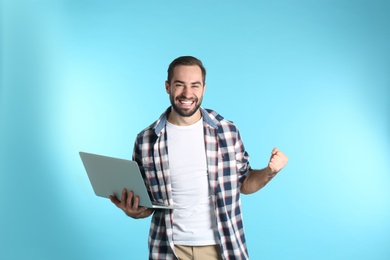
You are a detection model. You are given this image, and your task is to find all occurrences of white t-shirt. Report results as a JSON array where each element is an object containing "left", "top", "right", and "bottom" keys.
[{"left": 166, "top": 118, "right": 219, "bottom": 246}]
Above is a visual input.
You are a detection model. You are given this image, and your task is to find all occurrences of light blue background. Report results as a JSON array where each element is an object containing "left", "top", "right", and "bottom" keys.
[{"left": 1, "top": 0, "right": 389, "bottom": 259}]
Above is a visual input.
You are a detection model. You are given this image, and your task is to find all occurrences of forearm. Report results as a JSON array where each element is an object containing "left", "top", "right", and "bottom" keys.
[{"left": 240, "top": 168, "right": 277, "bottom": 194}]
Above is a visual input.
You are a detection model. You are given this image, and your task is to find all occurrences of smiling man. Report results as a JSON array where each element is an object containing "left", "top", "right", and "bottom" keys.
[
  {"left": 166, "top": 64, "right": 205, "bottom": 124},
  {"left": 110, "top": 56, "right": 288, "bottom": 260}
]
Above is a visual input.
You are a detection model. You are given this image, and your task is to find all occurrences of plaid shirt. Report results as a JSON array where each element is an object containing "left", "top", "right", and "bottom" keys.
[{"left": 133, "top": 107, "right": 251, "bottom": 260}]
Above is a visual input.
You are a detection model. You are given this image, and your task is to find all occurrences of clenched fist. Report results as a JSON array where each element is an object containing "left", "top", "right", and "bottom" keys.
[{"left": 268, "top": 148, "right": 288, "bottom": 174}]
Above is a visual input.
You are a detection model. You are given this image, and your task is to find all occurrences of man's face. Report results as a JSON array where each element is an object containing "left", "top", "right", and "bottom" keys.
[{"left": 165, "top": 65, "right": 205, "bottom": 118}]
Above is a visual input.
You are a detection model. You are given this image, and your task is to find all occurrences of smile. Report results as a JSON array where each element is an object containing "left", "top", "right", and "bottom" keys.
[{"left": 179, "top": 100, "right": 195, "bottom": 106}]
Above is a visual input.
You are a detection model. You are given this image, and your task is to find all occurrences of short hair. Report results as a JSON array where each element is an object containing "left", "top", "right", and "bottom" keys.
[{"left": 167, "top": 56, "right": 206, "bottom": 85}]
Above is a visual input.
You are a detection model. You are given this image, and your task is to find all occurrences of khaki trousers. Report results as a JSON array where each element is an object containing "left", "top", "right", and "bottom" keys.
[{"left": 174, "top": 245, "right": 223, "bottom": 260}]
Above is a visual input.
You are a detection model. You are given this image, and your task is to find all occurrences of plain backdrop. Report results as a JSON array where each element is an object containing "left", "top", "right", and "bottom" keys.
[{"left": 1, "top": 0, "right": 389, "bottom": 259}]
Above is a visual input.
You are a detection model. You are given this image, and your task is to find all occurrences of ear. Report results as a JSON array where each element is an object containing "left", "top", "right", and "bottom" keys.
[{"left": 165, "top": 81, "right": 170, "bottom": 94}]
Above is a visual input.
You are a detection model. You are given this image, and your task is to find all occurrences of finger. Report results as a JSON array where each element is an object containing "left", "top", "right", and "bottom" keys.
[
  {"left": 109, "top": 195, "right": 121, "bottom": 207},
  {"left": 271, "top": 155, "right": 282, "bottom": 166},
  {"left": 274, "top": 152, "right": 288, "bottom": 164},
  {"left": 120, "top": 189, "right": 128, "bottom": 208},
  {"left": 127, "top": 191, "right": 135, "bottom": 208},
  {"left": 270, "top": 152, "right": 284, "bottom": 165},
  {"left": 270, "top": 148, "right": 278, "bottom": 161},
  {"left": 269, "top": 155, "right": 280, "bottom": 168},
  {"left": 269, "top": 154, "right": 287, "bottom": 172},
  {"left": 268, "top": 159, "right": 279, "bottom": 170},
  {"left": 271, "top": 149, "right": 288, "bottom": 164},
  {"left": 109, "top": 194, "right": 118, "bottom": 203},
  {"left": 132, "top": 195, "right": 140, "bottom": 211},
  {"left": 268, "top": 161, "right": 276, "bottom": 172}
]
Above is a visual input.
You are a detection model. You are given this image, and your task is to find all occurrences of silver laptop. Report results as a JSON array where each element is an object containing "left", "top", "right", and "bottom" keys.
[{"left": 79, "top": 152, "right": 175, "bottom": 209}]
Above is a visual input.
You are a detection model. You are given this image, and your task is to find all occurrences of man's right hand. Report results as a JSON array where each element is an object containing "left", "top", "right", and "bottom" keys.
[{"left": 109, "top": 189, "right": 154, "bottom": 219}]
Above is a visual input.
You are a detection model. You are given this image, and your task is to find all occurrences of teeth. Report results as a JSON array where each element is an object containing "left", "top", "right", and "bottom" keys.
[{"left": 180, "top": 101, "right": 193, "bottom": 105}]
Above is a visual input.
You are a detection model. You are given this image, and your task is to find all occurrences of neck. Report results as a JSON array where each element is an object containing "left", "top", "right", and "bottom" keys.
[{"left": 167, "top": 109, "right": 202, "bottom": 126}]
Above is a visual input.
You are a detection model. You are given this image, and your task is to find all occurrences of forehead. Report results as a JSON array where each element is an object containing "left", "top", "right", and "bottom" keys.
[{"left": 171, "top": 65, "right": 203, "bottom": 82}]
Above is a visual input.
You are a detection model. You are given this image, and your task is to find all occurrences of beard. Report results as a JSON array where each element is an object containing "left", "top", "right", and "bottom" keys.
[{"left": 170, "top": 94, "right": 203, "bottom": 117}]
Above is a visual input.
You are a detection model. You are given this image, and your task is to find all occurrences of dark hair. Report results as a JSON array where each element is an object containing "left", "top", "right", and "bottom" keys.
[{"left": 167, "top": 56, "right": 206, "bottom": 85}]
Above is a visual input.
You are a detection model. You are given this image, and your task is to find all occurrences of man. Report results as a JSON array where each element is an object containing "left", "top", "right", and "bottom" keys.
[{"left": 110, "top": 56, "right": 288, "bottom": 260}]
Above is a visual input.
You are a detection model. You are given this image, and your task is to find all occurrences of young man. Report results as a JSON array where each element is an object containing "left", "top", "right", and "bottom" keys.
[{"left": 110, "top": 56, "right": 288, "bottom": 260}]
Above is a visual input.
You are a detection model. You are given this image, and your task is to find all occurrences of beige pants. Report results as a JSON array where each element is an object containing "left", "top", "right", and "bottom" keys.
[{"left": 174, "top": 245, "right": 222, "bottom": 260}]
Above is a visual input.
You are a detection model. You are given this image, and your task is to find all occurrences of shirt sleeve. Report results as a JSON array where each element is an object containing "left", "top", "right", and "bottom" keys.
[{"left": 235, "top": 129, "right": 251, "bottom": 185}]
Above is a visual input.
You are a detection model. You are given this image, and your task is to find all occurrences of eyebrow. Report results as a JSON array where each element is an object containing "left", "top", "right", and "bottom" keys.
[
  {"left": 191, "top": 81, "right": 202, "bottom": 86},
  {"left": 173, "top": 80, "right": 202, "bottom": 85}
]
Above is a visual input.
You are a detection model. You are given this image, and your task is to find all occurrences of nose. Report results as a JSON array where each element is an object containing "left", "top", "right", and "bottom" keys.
[{"left": 182, "top": 86, "right": 192, "bottom": 97}]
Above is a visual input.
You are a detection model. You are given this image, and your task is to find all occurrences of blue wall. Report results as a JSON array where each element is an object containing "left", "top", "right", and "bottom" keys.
[{"left": 1, "top": 0, "right": 389, "bottom": 259}]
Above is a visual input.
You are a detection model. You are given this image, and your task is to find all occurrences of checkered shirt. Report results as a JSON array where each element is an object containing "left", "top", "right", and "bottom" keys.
[{"left": 133, "top": 107, "right": 251, "bottom": 260}]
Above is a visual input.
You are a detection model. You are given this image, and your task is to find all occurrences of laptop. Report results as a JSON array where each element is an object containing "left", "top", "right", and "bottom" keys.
[{"left": 79, "top": 151, "right": 175, "bottom": 209}]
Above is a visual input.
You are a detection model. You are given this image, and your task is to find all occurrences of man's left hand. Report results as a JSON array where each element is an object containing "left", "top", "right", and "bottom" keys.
[{"left": 268, "top": 147, "right": 288, "bottom": 174}]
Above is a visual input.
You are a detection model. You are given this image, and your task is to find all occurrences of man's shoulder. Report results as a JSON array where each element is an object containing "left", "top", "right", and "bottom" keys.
[
  {"left": 136, "top": 108, "right": 170, "bottom": 137},
  {"left": 202, "top": 108, "right": 236, "bottom": 128},
  {"left": 136, "top": 120, "right": 159, "bottom": 137}
]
